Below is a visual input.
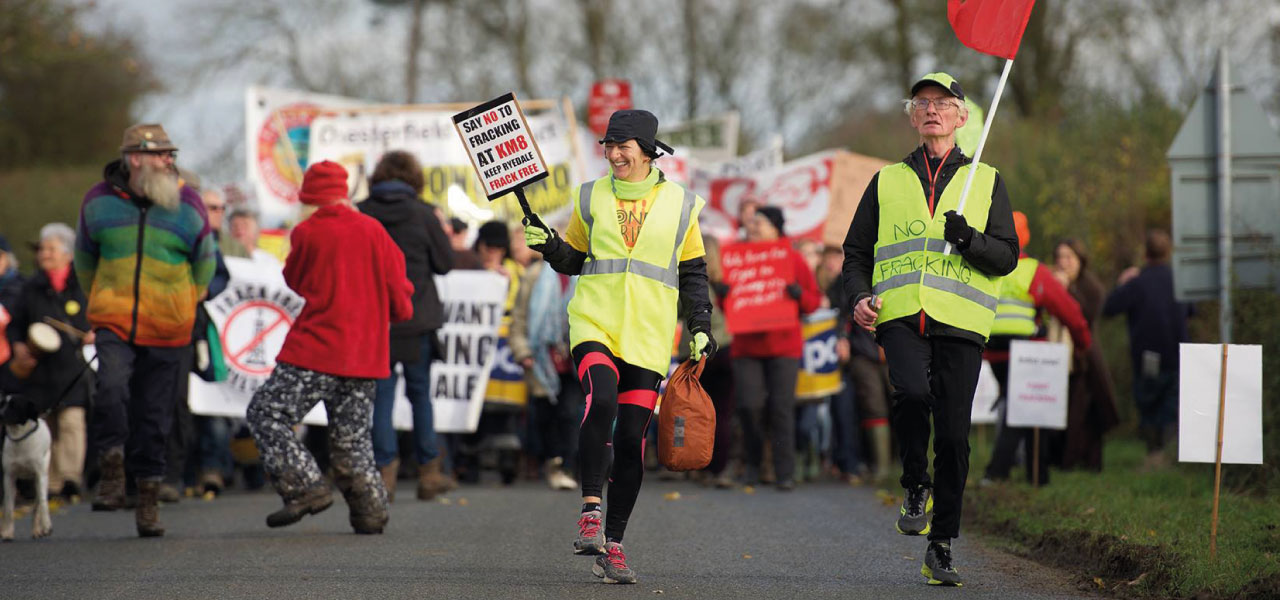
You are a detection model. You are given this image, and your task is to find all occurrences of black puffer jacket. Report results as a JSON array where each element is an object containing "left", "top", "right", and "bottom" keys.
[
  {"left": 359, "top": 180, "right": 453, "bottom": 362},
  {"left": 6, "top": 269, "right": 93, "bottom": 411}
]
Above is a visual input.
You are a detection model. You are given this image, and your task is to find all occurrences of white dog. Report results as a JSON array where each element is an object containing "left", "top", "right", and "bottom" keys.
[{"left": 1, "top": 396, "right": 53, "bottom": 541}]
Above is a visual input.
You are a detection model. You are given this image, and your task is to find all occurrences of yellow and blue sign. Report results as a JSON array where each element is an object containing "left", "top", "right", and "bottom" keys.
[
  {"left": 484, "top": 318, "right": 528, "bottom": 407},
  {"left": 796, "top": 308, "right": 844, "bottom": 400}
]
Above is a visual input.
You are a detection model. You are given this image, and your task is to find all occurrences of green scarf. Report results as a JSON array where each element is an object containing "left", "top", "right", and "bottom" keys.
[{"left": 610, "top": 166, "right": 662, "bottom": 200}]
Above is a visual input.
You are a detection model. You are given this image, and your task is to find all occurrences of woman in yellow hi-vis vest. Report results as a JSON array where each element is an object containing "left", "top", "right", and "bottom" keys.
[
  {"left": 840, "top": 73, "right": 1019, "bottom": 587},
  {"left": 523, "top": 110, "right": 714, "bottom": 585}
]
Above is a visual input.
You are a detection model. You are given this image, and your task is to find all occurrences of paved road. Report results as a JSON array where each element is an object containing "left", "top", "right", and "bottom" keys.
[{"left": 0, "top": 477, "right": 1085, "bottom": 599}]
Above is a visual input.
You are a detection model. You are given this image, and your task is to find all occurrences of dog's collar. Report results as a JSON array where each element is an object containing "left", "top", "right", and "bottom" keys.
[{"left": 4, "top": 421, "right": 40, "bottom": 443}]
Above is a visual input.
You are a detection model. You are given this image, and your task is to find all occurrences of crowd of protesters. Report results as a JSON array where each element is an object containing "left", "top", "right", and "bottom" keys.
[{"left": 0, "top": 121, "right": 1189, "bottom": 546}]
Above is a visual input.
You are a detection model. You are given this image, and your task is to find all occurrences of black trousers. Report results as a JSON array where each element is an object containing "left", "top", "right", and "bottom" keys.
[
  {"left": 91, "top": 328, "right": 186, "bottom": 480},
  {"left": 573, "top": 342, "right": 662, "bottom": 543},
  {"left": 880, "top": 327, "right": 982, "bottom": 541},
  {"left": 983, "top": 358, "right": 1051, "bottom": 485}
]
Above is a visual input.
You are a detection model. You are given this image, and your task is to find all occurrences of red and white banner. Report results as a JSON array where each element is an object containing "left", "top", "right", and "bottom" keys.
[
  {"left": 720, "top": 240, "right": 798, "bottom": 334},
  {"left": 706, "top": 151, "right": 835, "bottom": 243}
]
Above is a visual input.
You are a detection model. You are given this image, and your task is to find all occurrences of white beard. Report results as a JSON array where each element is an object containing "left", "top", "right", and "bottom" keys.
[{"left": 136, "top": 163, "right": 181, "bottom": 211}]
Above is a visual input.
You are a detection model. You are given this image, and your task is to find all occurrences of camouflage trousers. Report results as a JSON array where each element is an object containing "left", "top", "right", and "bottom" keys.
[{"left": 247, "top": 363, "right": 388, "bottom": 522}]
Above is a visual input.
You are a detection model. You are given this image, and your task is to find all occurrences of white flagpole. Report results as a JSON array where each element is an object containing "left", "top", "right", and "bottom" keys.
[{"left": 944, "top": 57, "right": 1014, "bottom": 256}]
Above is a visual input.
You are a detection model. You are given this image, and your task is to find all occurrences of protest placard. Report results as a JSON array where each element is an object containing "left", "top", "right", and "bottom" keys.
[
  {"left": 720, "top": 240, "right": 798, "bottom": 334},
  {"left": 707, "top": 151, "right": 835, "bottom": 243},
  {"left": 587, "top": 79, "right": 632, "bottom": 137},
  {"left": 452, "top": 93, "right": 549, "bottom": 202},
  {"left": 1178, "top": 343, "right": 1263, "bottom": 464},
  {"left": 1005, "top": 339, "right": 1069, "bottom": 429},
  {"left": 796, "top": 309, "right": 844, "bottom": 400},
  {"left": 187, "top": 262, "right": 506, "bottom": 433}
]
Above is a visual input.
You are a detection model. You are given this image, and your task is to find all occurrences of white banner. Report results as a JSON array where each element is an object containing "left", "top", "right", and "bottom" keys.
[
  {"left": 244, "top": 86, "right": 370, "bottom": 229},
  {"left": 188, "top": 261, "right": 506, "bottom": 434},
  {"left": 307, "top": 103, "right": 577, "bottom": 226},
  {"left": 1005, "top": 340, "right": 1070, "bottom": 429},
  {"left": 1178, "top": 344, "right": 1264, "bottom": 464}
]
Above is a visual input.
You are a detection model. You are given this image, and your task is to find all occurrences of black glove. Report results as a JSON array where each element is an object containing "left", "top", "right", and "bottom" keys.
[
  {"left": 943, "top": 210, "right": 974, "bottom": 249},
  {"left": 786, "top": 283, "right": 803, "bottom": 300}
]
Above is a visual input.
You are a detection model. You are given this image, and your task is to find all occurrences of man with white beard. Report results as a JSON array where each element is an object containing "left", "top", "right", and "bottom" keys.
[{"left": 74, "top": 123, "right": 216, "bottom": 538}]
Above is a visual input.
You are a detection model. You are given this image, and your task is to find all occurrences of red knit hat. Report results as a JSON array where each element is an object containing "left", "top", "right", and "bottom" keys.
[{"left": 299, "top": 161, "right": 349, "bottom": 206}]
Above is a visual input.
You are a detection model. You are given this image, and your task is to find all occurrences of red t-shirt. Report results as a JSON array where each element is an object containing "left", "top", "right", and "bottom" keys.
[{"left": 276, "top": 204, "right": 414, "bottom": 379}]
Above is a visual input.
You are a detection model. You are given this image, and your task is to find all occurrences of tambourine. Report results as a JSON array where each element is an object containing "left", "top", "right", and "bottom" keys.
[{"left": 27, "top": 322, "right": 62, "bottom": 355}]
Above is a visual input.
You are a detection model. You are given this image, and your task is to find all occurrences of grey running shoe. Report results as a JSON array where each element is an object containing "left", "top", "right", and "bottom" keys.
[
  {"left": 574, "top": 510, "right": 605, "bottom": 555},
  {"left": 922, "top": 540, "right": 963, "bottom": 586},
  {"left": 896, "top": 485, "right": 933, "bottom": 536},
  {"left": 592, "top": 541, "right": 637, "bottom": 584}
]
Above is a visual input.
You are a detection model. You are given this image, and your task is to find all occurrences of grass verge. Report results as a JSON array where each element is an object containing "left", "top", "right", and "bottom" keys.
[{"left": 964, "top": 434, "right": 1280, "bottom": 598}]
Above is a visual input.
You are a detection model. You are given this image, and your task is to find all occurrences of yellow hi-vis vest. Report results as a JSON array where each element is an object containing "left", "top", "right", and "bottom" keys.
[
  {"left": 990, "top": 256, "right": 1039, "bottom": 337},
  {"left": 567, "top": 177, "right": 705, "bottom": 375},
  {"left": 871, "top": 162, "right": 1001, "bottom": 339}
]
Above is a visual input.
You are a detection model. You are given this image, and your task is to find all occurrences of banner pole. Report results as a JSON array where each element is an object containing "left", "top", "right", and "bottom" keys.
[
  {"left": 1211, "top": 343, "right": 1229, "bottom": 559},
  {"left": 1032, "top": 426, "right": 1040, "bottom": 489},
  {"left": 944, "top": 58, "right": 1014, "bottom": 256}
]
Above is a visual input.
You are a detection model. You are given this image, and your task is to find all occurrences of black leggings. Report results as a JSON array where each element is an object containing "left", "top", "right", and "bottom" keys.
[{"left": 573, "top": 341, "right": 662, "bottom": 542}]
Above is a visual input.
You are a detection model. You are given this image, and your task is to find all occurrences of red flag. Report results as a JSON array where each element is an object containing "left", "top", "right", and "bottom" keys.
[{"left": 947, "top": 0, "right": 1036, "bottom": 60}]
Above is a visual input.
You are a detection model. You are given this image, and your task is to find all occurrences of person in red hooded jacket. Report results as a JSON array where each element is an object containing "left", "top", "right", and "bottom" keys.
[
  {"left": 246, "top": 161, "right": 414, "bottom": 535},
  {"left": 731, "top": 205, "right": 822, "bottom": 490}
]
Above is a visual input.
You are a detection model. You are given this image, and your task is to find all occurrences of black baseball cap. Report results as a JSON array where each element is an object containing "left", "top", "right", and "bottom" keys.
[{"left": 598, "top": 109, "right": 675, "bottom": 157}]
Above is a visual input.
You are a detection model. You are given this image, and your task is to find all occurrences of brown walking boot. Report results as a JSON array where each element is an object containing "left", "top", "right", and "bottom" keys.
[
  {"left": 135, "top": 480, "right": 165, "bottom": 537},
  {"left": 266, "top": 487, "right": 334, "bottom": 528},
  {"left": 379, "top": 458, "right": 399, "bottom": 503},
  {"left": 417, "top": 459, "right": 453, "bottom": 501},
  {"left": 92, "top": 447, "right": 126, "bottom": 512}
]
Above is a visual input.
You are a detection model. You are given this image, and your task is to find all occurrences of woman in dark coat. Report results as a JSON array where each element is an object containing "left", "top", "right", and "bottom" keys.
[
  {"left": 7, "top": 223, "right": 94, "bottom": 498},
  {"left": 1053, "top": 238, "right": 1119, "bottom": 470}
]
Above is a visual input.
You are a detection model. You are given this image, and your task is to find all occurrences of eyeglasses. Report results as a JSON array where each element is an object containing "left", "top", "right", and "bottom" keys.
[
  {"left": 144, "top": 150, "right": 178, "bottom": 160},
  {"left": 206, "top": 205, "right": 226, "bottom": 212},
  {"left": 910, "top": 98, "right": 961, "bottom": 112}
]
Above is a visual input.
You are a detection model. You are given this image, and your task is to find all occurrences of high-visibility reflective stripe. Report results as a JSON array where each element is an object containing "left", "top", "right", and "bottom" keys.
[
  {"left": 873, "top": 271, "right": 920, "bottom": 295},
  {"left": 874, "top": 238, "right": 949, "bottom": 263},
  {"left": 994, "top": 314, "right": 1035, "bottom": 323},
  {"left": 579, "top": 182, "right": 595, "bottom": 260},
  {"left": 922, "top": 274, "right": 999, "bottom": 312},
  {"left": 874, "top": 270, "right": 999, "bottom": 312},
  {"left": 997, "top": 298, "right": 1035, "bottom": 310},
  {"left": 580, "top": 186, "right": 695, "bottom": 290}
]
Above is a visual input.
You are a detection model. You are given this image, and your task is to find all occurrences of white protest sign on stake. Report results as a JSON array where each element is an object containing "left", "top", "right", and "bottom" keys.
[
  {"left": 1005, "top": 340, "right": 1070, "bottom": 429},
  {"left": 971, "top": 359, "right": 1001, "bottom": 425},
  {"left": 452, "top": 92, "right": 549, "bottom": 201},
  {"left": 1178, "top": 343, "right": 1263, "bottom": 464}
]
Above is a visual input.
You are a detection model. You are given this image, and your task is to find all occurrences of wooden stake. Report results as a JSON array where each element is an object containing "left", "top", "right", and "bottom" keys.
[
  {"left": 1211, "top": 343, "right": 1229, "bottom": 559},
  {"left": 1032, "top": 426, "right": 1040, "bottom": 489}
]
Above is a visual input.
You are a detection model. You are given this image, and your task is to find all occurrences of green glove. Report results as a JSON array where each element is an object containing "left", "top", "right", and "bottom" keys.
[
  {"left": 689, "top": 331, "right": 717, "bottom": 361},
  {"left": 525, "top": 222, "right": 549, "bottom": 247}
]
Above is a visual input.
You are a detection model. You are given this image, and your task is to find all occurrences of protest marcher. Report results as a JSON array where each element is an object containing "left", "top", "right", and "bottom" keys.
[
  {"left": 75, "top": 123, "right": 216, "bottom": 537},
  {"left": 842, "top": 73, "right": 1019, "bottom": 586},
  {"left": 699, "top": 235, "right": 736, "bottom": 489},
  {"left": 510, "top": 247, "right": 577, "bottom": 491},
  {"left": 447, "top": 217, "right": 483, "bottom": 270},
  {"left": 524, "top": 109, "right": 713, "bottom": 584},
  {"left": 0, "top": 235, "right": 24, "bottom": 310},
  {"left": 229, "top": 208, "right": 280, "bottom": 268},
  {"left": 357, "top": 150, "right": 455, "bottom": 502},
  {"left": 5, "top": 223, "right": 94, "bottom": 499},
  {"left": 246, "top": 161, "right": 413, "bottom": 534},
  {"left": 1102, "top": 229, "right": 1189, "bottom": 470},
  {"left": 733, "top": 206, "right": 821, "bottom": 490},
  {"left": 1052, "top": 238, "right": 1119, "bottom": 471},
  {"left": 188, "top": 187, "right": 235, "bottom": 495},
  {"left": 980, "top": 212, "right": 1092, "bottom": 486},
  {"left": 817, "top": 245, "right": 867, "bottom": 483}
]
